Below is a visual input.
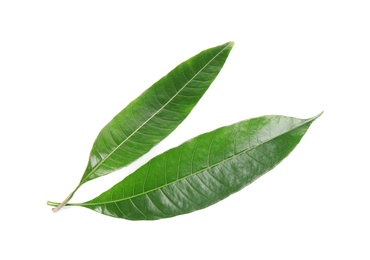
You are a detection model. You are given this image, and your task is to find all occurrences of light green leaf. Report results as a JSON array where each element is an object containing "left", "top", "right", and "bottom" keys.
[
  {"left": 51, "top": 41, "right": 234, "bottom": 212},
  {"left": 56, "top": 113, "right": 321, "bottom": 220}
]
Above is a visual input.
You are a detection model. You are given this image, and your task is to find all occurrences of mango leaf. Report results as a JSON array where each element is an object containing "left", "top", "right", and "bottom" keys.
[
  {"left": 51, "top": 113, "right": 321, "bottom": 219},
  {"left": 51, "top": 41, "right": 234, "bottom": 212}
]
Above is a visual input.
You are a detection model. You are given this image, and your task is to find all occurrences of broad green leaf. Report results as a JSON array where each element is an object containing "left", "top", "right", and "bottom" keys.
[
  {"left": 62, "top": 113, "right": 321, "bottom": 220},
  {"left": 52, "top": 41, "right": 234, "bottom": 212}
]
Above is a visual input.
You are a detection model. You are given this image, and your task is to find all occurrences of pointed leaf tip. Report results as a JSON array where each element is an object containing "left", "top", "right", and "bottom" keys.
[{"left": 308, "top": 111, "right": 324, "bottom": 122}]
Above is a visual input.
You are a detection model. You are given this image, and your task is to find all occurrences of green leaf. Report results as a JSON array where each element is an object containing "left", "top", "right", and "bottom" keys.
[
  {"left": 52, "top": 41, "right": 234, "bottom": 212},
  {"left": 65, "top": 113, "right": 321, "bottom": 220},
  {"left": 81, "top": 41, "right": 234, "bottom": 184}
]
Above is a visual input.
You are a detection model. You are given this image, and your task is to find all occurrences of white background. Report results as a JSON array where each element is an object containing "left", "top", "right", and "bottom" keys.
[{"left": 1, "top": 1, "right": 369, "bottom": 259}]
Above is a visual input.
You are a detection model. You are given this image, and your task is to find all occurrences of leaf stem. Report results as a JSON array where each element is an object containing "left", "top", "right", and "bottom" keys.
[
  {"left": 50, "top": 184, "right": 81, "bottom": 213},
  {"left": 47, "top": 201, "right": 59, "bottom": 207}
]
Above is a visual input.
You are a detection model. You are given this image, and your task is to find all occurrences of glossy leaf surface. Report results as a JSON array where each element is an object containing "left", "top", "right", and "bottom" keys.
[
  {"left": 77, "top": 114, "right": 321, "bottom": 220},
  {"left": 80, "top": 41, "right": 234, "bottom": 184}
]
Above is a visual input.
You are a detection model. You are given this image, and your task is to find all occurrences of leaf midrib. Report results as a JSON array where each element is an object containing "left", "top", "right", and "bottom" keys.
[
  {"left": 81, "top": 42, "right": 233, "bottom": 184},
  {"left": 80, "top": 117, "right": 313, "bottom": 206}
]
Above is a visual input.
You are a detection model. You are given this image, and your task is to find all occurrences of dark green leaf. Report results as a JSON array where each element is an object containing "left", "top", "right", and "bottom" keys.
[
  {"left": 81, "top": 41, "right": 234, "bottom": 184},
  {"left": 72, "top": 113, "right": 321, "bottom": 220},
  {"left": 51, "top": 41, "right": 234, "bottom": 211}
]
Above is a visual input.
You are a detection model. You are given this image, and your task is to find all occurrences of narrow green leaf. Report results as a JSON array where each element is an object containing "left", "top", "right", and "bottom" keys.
[
  {"left": 69, "top": 113, "right": 321, "bottom": 220},
  {"left": 52, "top": 41, "right": 234, "bottom": 211},
  {"left": 82, "top": 41, "right": 234, "bottom": 183}
]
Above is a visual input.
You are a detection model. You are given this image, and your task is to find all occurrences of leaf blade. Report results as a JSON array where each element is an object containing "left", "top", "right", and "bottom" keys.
[
  {"left": 79, "top": 113, "right": 321, "bottom": 220},
  {"left": 80, "top": 41, "right": 234, "bottom": 184}
]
